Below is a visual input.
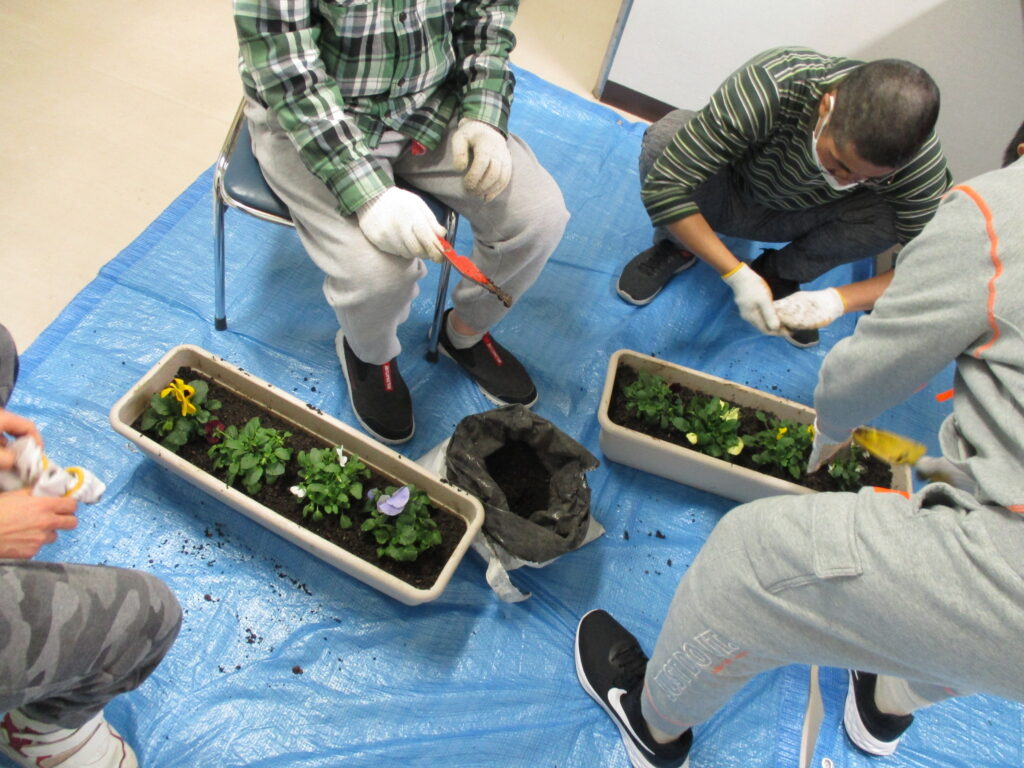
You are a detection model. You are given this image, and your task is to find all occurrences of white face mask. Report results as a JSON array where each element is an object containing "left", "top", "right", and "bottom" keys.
[{"left": 811, "top": 94, "right": 860, "bottom": 191}]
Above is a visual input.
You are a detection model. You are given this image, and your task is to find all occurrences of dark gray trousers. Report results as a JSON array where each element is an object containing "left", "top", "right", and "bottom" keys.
[
  {"left": 0, "top": 561, "right": 182, "bottom": 728},
  {"left": 642, "top": 110, "right": 899, "bottom": 283}
]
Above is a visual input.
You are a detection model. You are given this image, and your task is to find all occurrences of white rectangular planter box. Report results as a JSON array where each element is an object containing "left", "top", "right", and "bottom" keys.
[
  {"left": 598, "top": 349, "right": 913, "bottom": 503},
  {"left": 110, "top": 344, "right": 484, "bottom": 605}
]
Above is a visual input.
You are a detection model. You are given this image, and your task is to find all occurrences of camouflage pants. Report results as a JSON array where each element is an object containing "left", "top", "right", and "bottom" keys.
[{"left": 0, "top": 561, "right": 181, "bottom": 729}]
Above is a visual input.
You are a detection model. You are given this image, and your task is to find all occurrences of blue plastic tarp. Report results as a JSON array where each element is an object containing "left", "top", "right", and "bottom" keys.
[{"left": 5, "top": 66, "right": 1021, "bottom": 767}]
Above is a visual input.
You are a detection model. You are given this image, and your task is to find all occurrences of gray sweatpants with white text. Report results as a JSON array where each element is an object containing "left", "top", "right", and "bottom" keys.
[{"left": 640, "top": 483, "right": 1024, "bottom": 735}]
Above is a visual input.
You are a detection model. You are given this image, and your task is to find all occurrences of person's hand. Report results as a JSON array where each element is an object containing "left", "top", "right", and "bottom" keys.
[
  {"left": 356, "top": 187, "right": 446, "bottom": 262},
  {"left": 722, "top": 264, "right": 782, "bottom": 334},
  {"left": 450, "top": 119, "right": 512, "bottom": 202},
  {"left": 807, "top": 419, "right": 853, "bottom": 474},
  {"left": 0, "top": 489, "right": 78, "bottom": 559},
  {"left": 0, "top": 409, "right": 43, "bottom": 471},
  {"left": 775, "top": 288, "right": 845, "bottom": 330}
]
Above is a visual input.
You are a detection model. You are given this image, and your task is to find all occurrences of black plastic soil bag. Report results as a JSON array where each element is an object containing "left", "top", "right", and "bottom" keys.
[{"left": 444, "top": 405, "right": 599, "bottom": 563}]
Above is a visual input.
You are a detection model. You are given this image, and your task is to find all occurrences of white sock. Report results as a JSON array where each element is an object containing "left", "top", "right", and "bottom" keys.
[
  {"left": 445, "top": 315, "right": 484, "bottom": 350},
  {"left": 874, "top": 675, "right": 931, "bottom": 716}
]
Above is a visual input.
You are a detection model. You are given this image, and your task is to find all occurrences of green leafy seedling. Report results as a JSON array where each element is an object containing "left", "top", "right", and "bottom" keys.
[
  {"left": 748, "top": 412, "right": 815, "bottom": 479},
  {"left": 827, "top": 444, "right": 869, "bottom": 491},
  {"left": 208, "top": 417, "right": 292, "bottom": 495},
  {"left": 293, "top": 447, "right": 370, "bottom": 528},
  {"left": 674, "top": 395, "right": 745, "bottom": 459},
  {"left": 623, "top": 370, "right": 684, "bottom": 430}
]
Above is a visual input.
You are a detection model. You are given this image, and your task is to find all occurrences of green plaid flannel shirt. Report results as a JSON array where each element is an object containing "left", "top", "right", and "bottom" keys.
[{"left": 235, "top": 0, "right": 518, "bottom": 215}]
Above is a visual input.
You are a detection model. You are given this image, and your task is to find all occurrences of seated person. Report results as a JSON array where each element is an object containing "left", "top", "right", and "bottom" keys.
[
  {"left": 0, "top": 329, "right": 182, "bottom": 768},
  {"left": 234, "top": 0, "right": 569, "bottom": 444},
  {"left": 576, "top": 124, "right": 1024, "bottom": 767},
  {"left": 617, "top": 46, "right": 951, "bottom": 347}
]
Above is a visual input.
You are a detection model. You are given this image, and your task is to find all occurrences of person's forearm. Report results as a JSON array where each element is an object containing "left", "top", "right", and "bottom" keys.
[
  {"left": 665, "top": 213, "right": 741, "bottom": 275},
  {"left": 835, "top": 270, "right": 894, "bottom": 313}
]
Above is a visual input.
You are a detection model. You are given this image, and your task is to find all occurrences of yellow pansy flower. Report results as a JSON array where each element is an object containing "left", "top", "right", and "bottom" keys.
[{"left": 160, "top": 377, "right": 197, "bottom": 417}]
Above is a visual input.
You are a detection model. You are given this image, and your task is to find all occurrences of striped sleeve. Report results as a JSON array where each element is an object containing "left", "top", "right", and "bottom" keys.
[
  {"left": 641, "top": 61, "right": 780, "bottom": 227},
  {"left": 234, "top": 0, "right": 391, "bottom": 215},
  {"left": 451, "top": 0, "right": 518, "bottom": 134},
  {"left": 879, "top": 133, "right": 952, "bottom": 244}
]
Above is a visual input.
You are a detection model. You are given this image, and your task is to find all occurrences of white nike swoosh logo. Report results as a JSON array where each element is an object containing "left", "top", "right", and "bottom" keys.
[{"left": 608, "top": 687, "right": 655, "bottom": 756}]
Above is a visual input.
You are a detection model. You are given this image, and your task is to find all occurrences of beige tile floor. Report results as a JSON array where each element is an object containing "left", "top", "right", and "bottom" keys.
[{"left": 0, "top": 0, "right": 628, "bottom": 353}]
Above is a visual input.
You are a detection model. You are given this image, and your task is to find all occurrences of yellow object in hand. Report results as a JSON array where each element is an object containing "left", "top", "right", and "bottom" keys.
[{"left": 852, "top": 427, "right": 927, "bottom": 465}]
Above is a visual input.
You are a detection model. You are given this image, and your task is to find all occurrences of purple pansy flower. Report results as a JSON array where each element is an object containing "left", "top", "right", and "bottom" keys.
[{"left": 376, "top": 486, "right": 410, "bottom": 517}]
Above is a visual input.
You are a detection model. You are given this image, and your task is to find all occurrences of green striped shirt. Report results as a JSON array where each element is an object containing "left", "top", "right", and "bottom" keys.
[
  {"left": 235, "top": 0, "right": 518, "bottom": 215},
  {"left": 642, "top": 47, "right": 952, "bottom": 244}
]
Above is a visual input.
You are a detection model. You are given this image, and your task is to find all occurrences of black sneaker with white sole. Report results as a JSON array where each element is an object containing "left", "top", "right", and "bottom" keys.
[
  {"left": 843, "top": 670, "right": 914, "bottom": 756},
  {"left": 750, "top": 251, "right": 819, "bottom": 348},
  {"left": 575, "top": 610, "right": 692, "bottom": 768},
  {"left": 339, "top": 336, "right": 414, "bottom": 444},
  {"left": 437, "top": 310, "right": 537, "bottom": 407},
  {"left": 617, "top": 241, "right": 697, "bottom": 306}
]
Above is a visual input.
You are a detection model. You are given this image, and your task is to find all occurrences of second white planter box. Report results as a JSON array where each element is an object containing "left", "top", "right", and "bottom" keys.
[{"left": 598, "top": 349, "right": 913, "bottom": 503}]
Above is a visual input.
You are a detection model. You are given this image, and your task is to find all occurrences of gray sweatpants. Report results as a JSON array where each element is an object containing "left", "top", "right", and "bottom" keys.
[
  {"left": 640, "top": 483, "right": 1024, "bottom": 735},
  {"left": 641, "top": 109, "right": 899, "bottom": 283},
  {"left": 0, "top": 561, "right": 182, "bottom": 729},
  {"left": 246, "top": 98, "right": 569, "bottom": 366}
]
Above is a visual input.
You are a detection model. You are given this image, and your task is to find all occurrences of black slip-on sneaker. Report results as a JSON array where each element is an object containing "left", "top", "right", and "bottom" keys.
[
  {"left": 437, "top": 310, "right": 537, "bottom": 407},
  {"left": 339, "top": 335, "right": 414, "bottom": 444}
]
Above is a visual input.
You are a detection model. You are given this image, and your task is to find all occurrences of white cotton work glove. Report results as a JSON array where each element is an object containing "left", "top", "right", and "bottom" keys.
[
  {"left": 806, "top": 419, "right": 852, "bottom": 474},
  {"left": 450, "top": 118, "right": 512, "bottom": 202},
  {"left": 356, "top": 187, "right": 446, "bottom": 262},
  {"left": 774, "top": 288, "right": 846, "bottom": 330},
  {"left": 0, "top": 436, "right": 105, "bottom": 503},
  {"left": 722, "top": 264, "right": 782, "bottom": 334}
]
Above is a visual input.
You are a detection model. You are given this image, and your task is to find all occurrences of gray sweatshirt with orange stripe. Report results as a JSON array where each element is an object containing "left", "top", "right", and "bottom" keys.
[{"left": 814, "top": 156, "right": 1024, "bottom": 512}]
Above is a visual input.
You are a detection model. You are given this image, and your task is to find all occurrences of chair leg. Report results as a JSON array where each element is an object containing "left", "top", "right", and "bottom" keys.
[
  {"left": 426, "top": 261, "right": 452, "bottom": 363},
  {"left": 213, "top": 195, "right": 228, "bottom": 331},
  {"left": 426, "top": 212, "right": 459, "bottom": 362}
]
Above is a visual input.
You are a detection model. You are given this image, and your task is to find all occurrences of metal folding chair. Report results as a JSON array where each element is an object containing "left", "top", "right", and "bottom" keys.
[{"left": 213, "top": 99, "right": 458, "bottom": 361}]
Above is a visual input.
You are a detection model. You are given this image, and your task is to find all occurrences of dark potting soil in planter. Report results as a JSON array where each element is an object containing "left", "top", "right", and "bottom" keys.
[
  {"left": 133, "top": 366, "right": 467, "bottom": 590},
  {"left": 484, "top": 439, "right": 552, "bottom": 517},
  {"left": 608, "top": 363, "right": 893, "bottom": 493}
]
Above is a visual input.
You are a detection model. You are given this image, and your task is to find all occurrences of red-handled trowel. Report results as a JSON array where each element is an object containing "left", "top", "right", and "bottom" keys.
[{"left": 437, "top": 237, "right": 513, "bottom": 308}]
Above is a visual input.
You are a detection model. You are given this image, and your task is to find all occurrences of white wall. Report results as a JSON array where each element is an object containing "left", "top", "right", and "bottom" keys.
[{"left": 605, "top": 0, "right": 1024, "bottom": 181}]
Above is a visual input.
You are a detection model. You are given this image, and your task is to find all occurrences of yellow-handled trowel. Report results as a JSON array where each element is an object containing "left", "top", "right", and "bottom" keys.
[{"left": 851, "top": 426, "right": 927, "bottom": 465}]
